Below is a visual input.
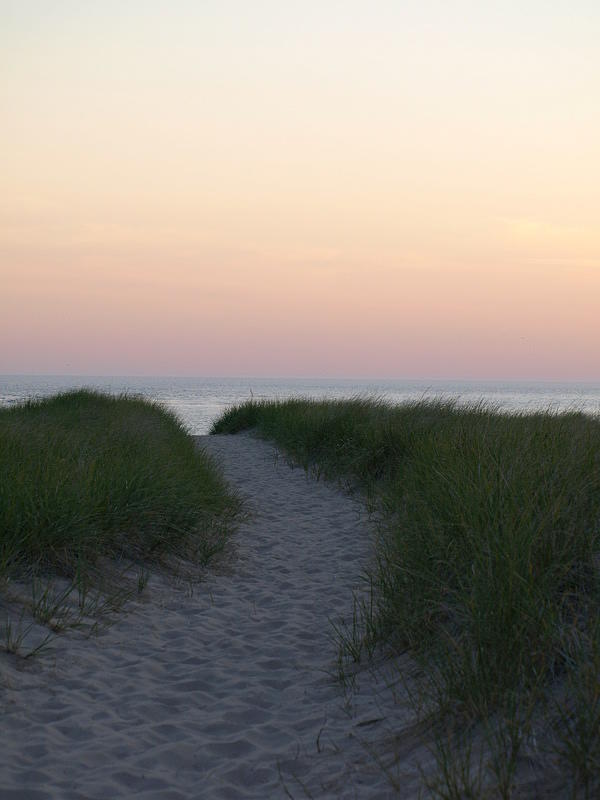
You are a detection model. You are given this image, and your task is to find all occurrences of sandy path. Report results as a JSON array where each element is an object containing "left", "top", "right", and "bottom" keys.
[{"left": 0, "top": 434, "right": 421, "bottom": 799}]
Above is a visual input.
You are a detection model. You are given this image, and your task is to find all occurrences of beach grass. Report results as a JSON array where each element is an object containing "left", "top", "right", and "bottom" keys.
[
  {"left": 212, "top": 397, "right": 600, "bottom": 796},
  {"left": 0, "top": 390, "right": 243, "bottom": 586}
]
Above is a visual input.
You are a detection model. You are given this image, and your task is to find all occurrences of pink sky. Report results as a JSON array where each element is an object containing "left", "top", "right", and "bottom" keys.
[{"left": 2, "top": 2, "right": 599, "bottom": 379}]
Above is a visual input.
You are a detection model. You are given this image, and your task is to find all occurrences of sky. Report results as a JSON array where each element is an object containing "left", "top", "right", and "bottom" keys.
[{"left": 1, "top": 1, "right": 599, "bottom": 379}]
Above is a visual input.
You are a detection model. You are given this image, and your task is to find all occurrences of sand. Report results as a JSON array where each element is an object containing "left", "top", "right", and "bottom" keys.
[{"left": 0, "top": 433, "right": 427, "bottom": 799}]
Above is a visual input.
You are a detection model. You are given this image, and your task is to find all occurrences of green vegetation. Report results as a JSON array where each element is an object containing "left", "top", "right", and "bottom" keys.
[
  {"left": 0, "top": 390, "right": 242, "bottom": 592},
  {"left": 212, "top": 397, "right": 600, "bottom": 797}
]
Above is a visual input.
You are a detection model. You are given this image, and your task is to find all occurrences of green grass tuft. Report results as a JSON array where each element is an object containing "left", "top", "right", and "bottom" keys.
[
  {"left": 0, "top": 390, "right": 243, "bottom": 581},
  {"left": 212, "top": 396, "right": 600, "bottom": 796}
]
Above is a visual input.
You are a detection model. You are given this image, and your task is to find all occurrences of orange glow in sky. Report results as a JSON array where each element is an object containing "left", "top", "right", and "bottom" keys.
[{"left": 2, "top": 1, "right": 599, "bottom": 378}]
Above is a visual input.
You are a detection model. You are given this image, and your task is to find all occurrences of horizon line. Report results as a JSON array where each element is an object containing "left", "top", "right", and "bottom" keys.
[{"left": 1, "top": 373, "right": 600, "bottom": 385}]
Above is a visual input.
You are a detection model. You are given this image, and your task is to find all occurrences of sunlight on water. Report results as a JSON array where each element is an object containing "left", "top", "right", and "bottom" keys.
[{"left": 1, "top": 375, "right": 599, "bottom": 434}]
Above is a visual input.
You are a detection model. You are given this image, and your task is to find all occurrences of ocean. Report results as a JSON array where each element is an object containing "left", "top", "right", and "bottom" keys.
[{"left": 1, "top": 375, "right": 599, "bottom": 435}]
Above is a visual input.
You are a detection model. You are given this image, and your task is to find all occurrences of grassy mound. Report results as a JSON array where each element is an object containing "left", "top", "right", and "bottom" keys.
[
  {"left": 212, "top": 397, "right": 600, "bottom": 796},
  {"left": 0, "top": 390, "right": 242, "bottom": 580}
]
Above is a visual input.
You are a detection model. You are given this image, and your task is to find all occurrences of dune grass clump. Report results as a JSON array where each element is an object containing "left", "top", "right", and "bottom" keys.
[
  {"left": 212, "top": 397, "right": 600, "bottom": 796},
  {"left": 0, "top": 390, "right": 242, "bottom": 582}
]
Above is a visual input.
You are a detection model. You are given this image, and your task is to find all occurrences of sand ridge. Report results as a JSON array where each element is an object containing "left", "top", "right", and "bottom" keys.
[{"left": 0, "top": 433, "right": 423, "bottom": 799}]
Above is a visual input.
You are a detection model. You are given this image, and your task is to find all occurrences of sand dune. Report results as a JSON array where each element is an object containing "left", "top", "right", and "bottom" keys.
[{"left": 0, "top": 433, "right": 425, "bottom": 799}]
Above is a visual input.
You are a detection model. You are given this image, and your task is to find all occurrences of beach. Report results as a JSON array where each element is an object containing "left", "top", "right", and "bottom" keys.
[{"left": 0, "top": 433, "right": 422, "bottom": 799}]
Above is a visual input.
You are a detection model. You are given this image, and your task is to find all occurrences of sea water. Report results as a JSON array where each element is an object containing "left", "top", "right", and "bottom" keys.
[{"left": 1, "top": 375, "right": 599, "bottom": 434}]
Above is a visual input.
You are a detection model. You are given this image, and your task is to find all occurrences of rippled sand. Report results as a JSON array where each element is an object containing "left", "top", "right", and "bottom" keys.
[{"left": 0, "top": 433, "right": 427, "bottom": 799}]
